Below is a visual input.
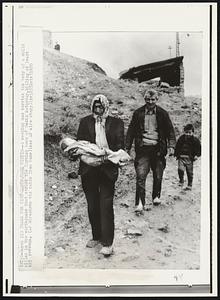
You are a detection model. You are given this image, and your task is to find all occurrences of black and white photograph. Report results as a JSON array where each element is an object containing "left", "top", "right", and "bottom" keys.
[
  {"left": 44, "top": 31, "right": 202, "bottom": 270},
  {"left": 2, "top": 2, "right": 217, "bottom": 296}
]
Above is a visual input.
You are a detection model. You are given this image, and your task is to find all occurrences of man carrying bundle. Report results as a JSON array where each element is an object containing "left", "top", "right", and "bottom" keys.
[{"left": 70, "top": 94, "right": 125, "bottom": 257}]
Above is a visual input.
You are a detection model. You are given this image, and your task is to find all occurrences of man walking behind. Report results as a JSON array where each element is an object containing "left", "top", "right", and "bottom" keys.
[{"left": 125, "top": 89, "right": 176, "bottom": 213}]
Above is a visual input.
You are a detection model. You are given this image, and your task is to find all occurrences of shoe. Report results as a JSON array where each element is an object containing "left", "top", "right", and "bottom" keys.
[
  {"left": 86, "top": 239, "right": 99, "bottom": 248},
  {"left": 144, "top": 203, "right": 152, "bottom": 211},
  {"left": 99, "top": 246, "right": 113, "bottom": 256},
  {"left": 153, "top": 197, "right": 161, "bottom": 206},
  {"left": 185, "top": 186, "right": 192, "bottom": 191},
  {"left": 135, "top": 202, "right": 143, "bottom": 212},
  {"left": 178, "top": 181, "right": 184, "bottom": 187}
]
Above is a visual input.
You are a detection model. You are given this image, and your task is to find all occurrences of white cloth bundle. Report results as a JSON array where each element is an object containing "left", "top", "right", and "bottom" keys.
[{"left": 60, "top": 137, "right": 131, "bottom": 167}]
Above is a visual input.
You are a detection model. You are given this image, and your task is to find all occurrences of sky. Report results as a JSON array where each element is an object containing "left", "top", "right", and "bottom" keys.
[
  {"left": 52, "top": 32, "right": 202, "bottom": 96},
  {"left": 13, "top": 4, "right": 205, "bottom": 96}
]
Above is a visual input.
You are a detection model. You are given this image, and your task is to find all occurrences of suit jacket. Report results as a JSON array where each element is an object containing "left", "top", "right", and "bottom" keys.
[
  {"left": 125, "top": 105, "right": 176, "bottom": 156},
  {"left": 77, "top": 114, "right": 124, "bottom": 182}
]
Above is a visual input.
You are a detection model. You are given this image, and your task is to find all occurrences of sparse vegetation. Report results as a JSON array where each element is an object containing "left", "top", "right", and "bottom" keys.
[{"left": 44, "top": 48, "right": 201, "bottom": 269}]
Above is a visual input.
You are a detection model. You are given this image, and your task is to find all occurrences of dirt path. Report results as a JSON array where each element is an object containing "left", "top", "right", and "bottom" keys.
[
  {"left": 43, "top": 48, "right": 201, "bottom": 270},
  {"left": 45, "top": 156, "right": 200, "bottom": 270}
]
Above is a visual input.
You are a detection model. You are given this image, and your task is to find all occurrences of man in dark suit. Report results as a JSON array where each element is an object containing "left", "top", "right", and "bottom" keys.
[
  {"left": 76, "top": 94, "right": 124, "bottom": 256},
  {"left": 125, "top": 89, "right": 176, "bottom": 213}
]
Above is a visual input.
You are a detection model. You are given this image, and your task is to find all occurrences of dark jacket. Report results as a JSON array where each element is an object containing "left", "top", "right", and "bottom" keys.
[
  {"left": 77, "top": 114, "right": 124, "bottom": 182},
  {"left": 125, "top": 105, "right": 176, "bottom": 156},
  {"left": 174, "top": 134, "right": 201, "bottom": 160}
]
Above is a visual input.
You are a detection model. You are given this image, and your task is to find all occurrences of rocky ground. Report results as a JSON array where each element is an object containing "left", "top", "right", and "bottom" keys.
[{"left": 44, "top": 48, "right": 201, "bottom": 269}]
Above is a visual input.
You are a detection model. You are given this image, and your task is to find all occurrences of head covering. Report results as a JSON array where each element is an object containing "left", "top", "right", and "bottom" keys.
[
  {"left": 144, "top": 89, "right": 159, "bottom": 100},
  {"left": 90, "top": 94, "right": 110, "bottom": 149},
  {"left": 91, "top": 94, "right": 109, "bottom": 119}
]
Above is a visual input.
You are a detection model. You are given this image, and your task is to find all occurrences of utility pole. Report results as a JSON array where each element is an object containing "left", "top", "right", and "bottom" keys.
[
  {"left": 168, "top": 45, "right": 172, "bottom": 58},
  {"left": 176, "top": 32, "right": 180, "bottom": 57}
]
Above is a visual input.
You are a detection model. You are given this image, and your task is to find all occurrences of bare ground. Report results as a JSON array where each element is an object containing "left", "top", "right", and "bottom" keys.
[
  {"left": 43, "top": 48, "right": 201, "bottom": 270},
  {"left": 44, "top": 155, "right": 200, "bottom": 270}
]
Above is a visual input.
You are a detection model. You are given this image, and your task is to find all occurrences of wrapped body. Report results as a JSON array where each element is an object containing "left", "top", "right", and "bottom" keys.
[{"left": 60, "top": 137, "right": 130, "bottom": 167}]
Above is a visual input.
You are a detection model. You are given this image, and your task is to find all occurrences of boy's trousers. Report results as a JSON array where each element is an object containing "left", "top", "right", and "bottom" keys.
[{"left": 178, "top": 156, "right": 193, "bottom": 186}]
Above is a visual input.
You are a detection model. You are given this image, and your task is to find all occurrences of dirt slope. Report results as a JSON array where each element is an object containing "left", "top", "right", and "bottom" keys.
[{"left": 44, "top": 48, "right": 201, "bottom": 269}]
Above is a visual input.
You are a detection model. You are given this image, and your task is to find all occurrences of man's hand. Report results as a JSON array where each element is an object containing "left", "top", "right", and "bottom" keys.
[
  {"left": 194, "top": 156, "right": 198, "bottom": 161},
  {"left": 167, "top": 147, "right": 174, "bottom": 156},
  {"left": 101, "top": 154, "right": 109, "bottom": 163},
  {"left": 68, "top": 149, "right": 79, "bottom": 161}
]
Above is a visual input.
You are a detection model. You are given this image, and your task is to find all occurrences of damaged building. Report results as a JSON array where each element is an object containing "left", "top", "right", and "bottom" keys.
[{"left": 119, "top": 56, "right": 184, "bottom": 95}]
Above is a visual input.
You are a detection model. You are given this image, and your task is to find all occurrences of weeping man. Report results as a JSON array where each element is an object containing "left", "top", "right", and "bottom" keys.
[
  {"left": 76, "top": 94, "right": 124, "bottom": 256},
  {"left": 125, "top": 89, "right": 176, "bottom": 213}
]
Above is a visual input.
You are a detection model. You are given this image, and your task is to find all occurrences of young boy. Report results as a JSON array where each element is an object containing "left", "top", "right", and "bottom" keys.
[{"left": 174, "top": 124, "right": 201, "bottom": 190}]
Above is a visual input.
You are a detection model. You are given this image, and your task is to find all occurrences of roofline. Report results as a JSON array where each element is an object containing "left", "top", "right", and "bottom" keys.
[{"left": 120, "top": 56, "right": 184, "bottom": 77}]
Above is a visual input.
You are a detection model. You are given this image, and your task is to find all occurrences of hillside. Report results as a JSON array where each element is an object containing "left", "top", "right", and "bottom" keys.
[{"left": 44, "top": 48, "right": 201, "bottom": 269}]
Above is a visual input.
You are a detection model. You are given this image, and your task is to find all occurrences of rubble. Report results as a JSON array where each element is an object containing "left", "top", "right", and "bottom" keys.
[
  {"left": 44, "top": 48, "right": 201, "bottom": 270},
  {"left": 126, "top": 228, "right": 143, "bottom": 236},
  {"left": 158, "top": 224, "right": 170, "bottom": 233},
  {"left": 164, "top": 248, "right": 172, "bottom": 257},
  {"left": 120, "top": 202, "right": 129, "bottom": 208},
  {"left": 55, "top": 246, "right": 65, "bottom": 253},
  {"left": 122, "top": 255, "right": 139, "bottom": 262}
]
